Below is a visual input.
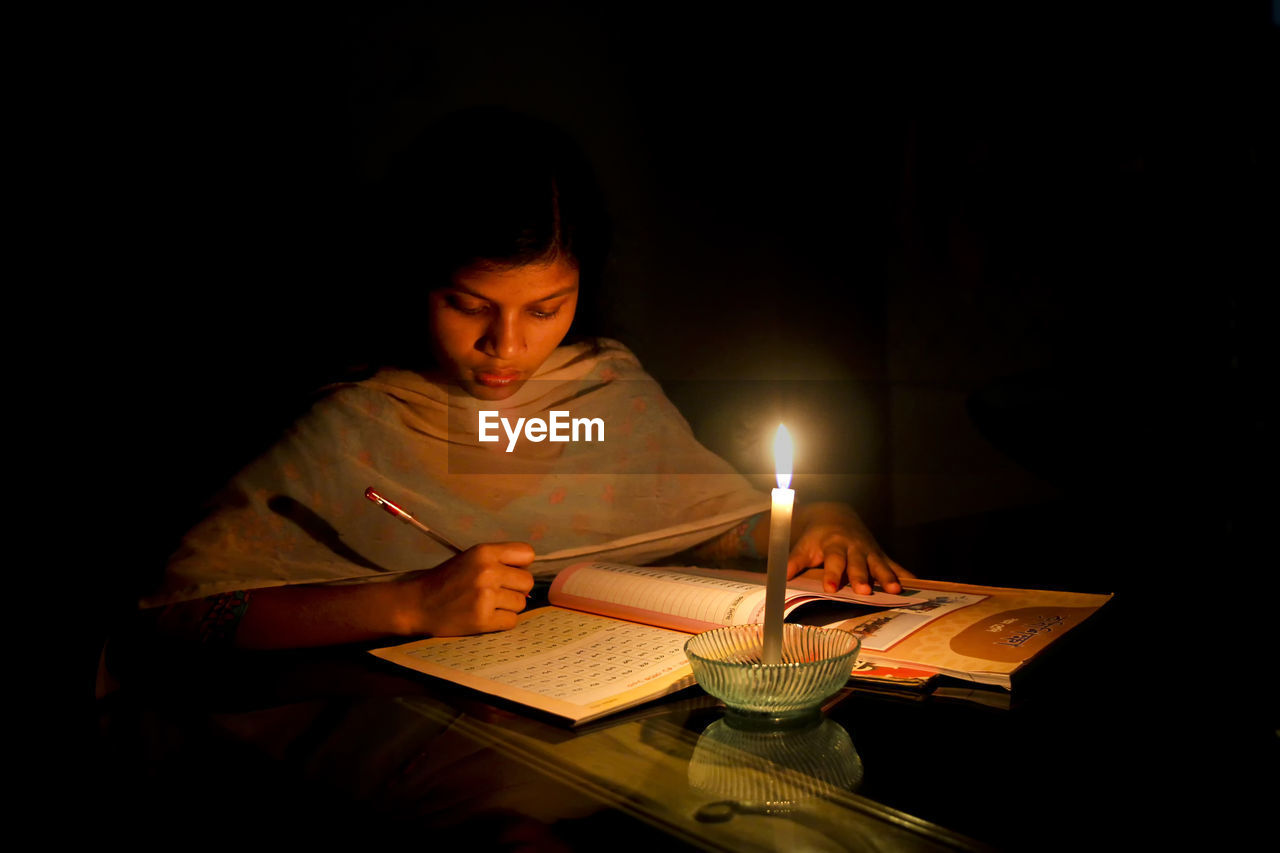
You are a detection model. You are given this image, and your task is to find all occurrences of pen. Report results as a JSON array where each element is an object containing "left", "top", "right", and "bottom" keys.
[
  {"left": 364, "top": 487, "right": 464, "bottom": 554},
  {"left": 364, "top": 486, "right": 533, "bottom": 599}
]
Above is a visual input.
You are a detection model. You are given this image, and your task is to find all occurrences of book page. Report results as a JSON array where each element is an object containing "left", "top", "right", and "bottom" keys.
[
  {"left": 780, "top": 569, "right": 927, "bottom": 607},
  {"left": 371, "top": 607, "right": 696, "bottom": 724},
  {"left": 792, "top": 587, "right": 988, "bottom": 651},
  {"left": 674, "top": 566, "right": 917, "bottom": 607},
  {"left": 550, "top": 562, "right": 768, "bottom": 631}
]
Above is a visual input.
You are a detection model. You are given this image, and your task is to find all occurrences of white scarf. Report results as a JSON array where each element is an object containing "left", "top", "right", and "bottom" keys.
[{"left": 143, "top": 339, "right": 768, "bottom": 606}]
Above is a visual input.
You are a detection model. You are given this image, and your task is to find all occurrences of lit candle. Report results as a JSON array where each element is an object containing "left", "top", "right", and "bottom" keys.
[{"left": 761, "top": 424, "right": 794, "bottom": 665}]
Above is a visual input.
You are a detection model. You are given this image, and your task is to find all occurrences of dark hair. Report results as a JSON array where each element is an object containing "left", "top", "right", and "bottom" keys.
[
  {"left": 375, "top": 107, "right": 610, "bottom": 291},
  {"left": 351, "top": 107, "right": 611, "bottom": 372}
]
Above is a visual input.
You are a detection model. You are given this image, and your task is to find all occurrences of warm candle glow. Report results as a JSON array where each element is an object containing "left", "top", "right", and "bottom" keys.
[{"left": 774, "top": 423, "right": 793, "bottom": 490}]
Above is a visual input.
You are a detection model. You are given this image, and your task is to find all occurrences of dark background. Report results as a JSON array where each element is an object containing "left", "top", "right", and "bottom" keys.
[{"left": 66, "top": 1, "right": 1272, "bottom": 775}]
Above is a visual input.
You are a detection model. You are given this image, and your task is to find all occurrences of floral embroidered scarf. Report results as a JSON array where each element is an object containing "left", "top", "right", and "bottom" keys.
[{"left": 143, "top": 339, "right": 769, "bottom": 607}]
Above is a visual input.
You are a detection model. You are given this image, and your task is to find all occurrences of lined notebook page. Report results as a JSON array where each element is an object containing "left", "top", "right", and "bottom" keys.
[
  {"left": 396, "top": 608, "right": 690, "bottom": 704},
  {"left": 371, "top": 607, "right": 696, "bottom": 724}
]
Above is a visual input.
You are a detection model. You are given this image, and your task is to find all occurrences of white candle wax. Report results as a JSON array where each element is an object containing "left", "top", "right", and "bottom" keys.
[
  {"left": 761, "top": 486, "right": 794, "bottom": 664},
  {"left": 762, "top": 424, "right": 795, "bottom": 665}
]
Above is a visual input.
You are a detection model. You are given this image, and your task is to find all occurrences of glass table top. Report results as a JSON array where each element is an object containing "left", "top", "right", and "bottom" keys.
[{"left": 91, "top": 598, "right": 1276, "bottom": 852}]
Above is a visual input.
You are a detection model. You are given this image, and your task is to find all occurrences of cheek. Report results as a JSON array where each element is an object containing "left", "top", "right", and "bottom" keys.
[
  {"left": 534, "top": 313, "right": 575, "bottom": 353},
  {"left": 547, "top": 300, "right": 578, "bottom": 342},
  {"left": 427, "top": 313, "right": 477, "bottom": 365}
]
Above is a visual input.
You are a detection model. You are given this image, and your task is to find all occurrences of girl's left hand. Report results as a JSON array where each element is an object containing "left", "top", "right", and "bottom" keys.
[{"left": 785, "top": 502, "right": 915, "bottom": 595}]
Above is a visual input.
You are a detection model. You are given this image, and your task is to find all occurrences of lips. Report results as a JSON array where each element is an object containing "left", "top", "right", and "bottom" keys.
[{"left": 475, "top": 369, "right": 521, "bottom": 388}]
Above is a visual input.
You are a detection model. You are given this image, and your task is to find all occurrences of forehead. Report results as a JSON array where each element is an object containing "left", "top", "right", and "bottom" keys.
[{"left": 450, "top": 256, "right": 579, "bottom": 301}]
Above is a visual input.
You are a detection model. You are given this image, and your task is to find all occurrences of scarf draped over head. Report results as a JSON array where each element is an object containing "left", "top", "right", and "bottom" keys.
[{"left": 143, "top": 339, "right": 769, "bottom": 607}]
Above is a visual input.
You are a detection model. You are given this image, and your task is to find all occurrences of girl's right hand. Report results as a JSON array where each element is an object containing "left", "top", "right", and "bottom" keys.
[{"left": 404, "top": 542, "right": 536, "bottom": 637}]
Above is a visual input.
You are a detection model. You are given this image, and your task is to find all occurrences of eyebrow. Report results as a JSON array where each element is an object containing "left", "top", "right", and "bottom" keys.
[{"left": 447, "top": 283, "right": 579, "bottom": 304}]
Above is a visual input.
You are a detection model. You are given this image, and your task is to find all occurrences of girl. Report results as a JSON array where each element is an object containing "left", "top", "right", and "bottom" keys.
[{"left": 145, "top": 108, "right": 910, "bottom": 649}]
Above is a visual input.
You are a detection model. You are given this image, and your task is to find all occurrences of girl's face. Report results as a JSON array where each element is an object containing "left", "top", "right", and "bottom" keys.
[{"left": 427, "top": 255, "right": 580, "bottom": 401}]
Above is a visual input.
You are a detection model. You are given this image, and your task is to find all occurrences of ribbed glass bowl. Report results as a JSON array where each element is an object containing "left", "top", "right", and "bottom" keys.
[{"left": 684, "top": 624, "right": 861, "bottom": 724}]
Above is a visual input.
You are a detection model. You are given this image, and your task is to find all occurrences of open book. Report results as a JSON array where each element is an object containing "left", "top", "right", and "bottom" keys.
[{"left": 371, "top": 562, "right": 1112, "bottom": 725}]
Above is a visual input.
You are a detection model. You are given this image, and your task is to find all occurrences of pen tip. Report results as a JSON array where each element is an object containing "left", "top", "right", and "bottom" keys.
[{"left": 365, "top": 487, "right": 377, "bottom": 500}]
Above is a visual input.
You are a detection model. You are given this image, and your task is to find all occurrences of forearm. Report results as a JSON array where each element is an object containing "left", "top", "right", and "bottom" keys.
[{"left": 156, "top": 576, "right": 421, "bottom": 651}]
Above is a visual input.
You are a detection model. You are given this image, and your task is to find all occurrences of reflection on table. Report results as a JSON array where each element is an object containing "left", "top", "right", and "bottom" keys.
[
  {"left": 94, "top": 637, "right": 989, "bottom": 851},
  {"left": 95, "top": 596, "right": 1274, "bottom": 852}
]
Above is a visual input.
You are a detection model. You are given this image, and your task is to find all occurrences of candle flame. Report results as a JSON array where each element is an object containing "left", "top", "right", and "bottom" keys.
[{"left": 774, "top": 423, "right": 793, "bottom": 490}]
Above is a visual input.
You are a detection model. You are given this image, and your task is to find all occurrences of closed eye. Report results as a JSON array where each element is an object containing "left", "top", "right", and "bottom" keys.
[
  {"left": 446, "top": 295, "right": 489, "bottom": 315},
  {"left": 528, "top": 297, "right": 570, "bottom": 320}
]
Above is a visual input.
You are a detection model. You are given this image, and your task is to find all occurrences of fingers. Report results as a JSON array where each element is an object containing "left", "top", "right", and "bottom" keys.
[
  {"left": 455, "top": 582, "right": 529, "bottom": 635},
  {"left": 789, "top": 540, "right": 875, "bottom": 594},
  {"left": 420, "top": 542, "right": 537, "bottom": 636},
  {"left": 493, "top": 586, "right": 531, "bottom": 614},
  {"left": 485, "top": 609, "right": 520, "bottom": 632},
  {"left": 820, "top": 548, "right": 854, "bottom": 594},
  {"left": 866, "top": 552, "right": 903, "bottom": 594},
  {"left": 783, "top": 509, "right": 911, "bottom": 595},
  {"left": 786, "top": 550, "right": 811, "bottom": 579},
  {"left": 461, "top": 543, "right": 536, "bottom": 590},
  {"left": 449, "top": 586, "right": 526, "bottom": 634},
  {"left": 809, "top": 544, "right": 909, "bottom": 595},
  {"left": 426, "top": 582, "right": 528, "bottom": 637},
  {"left": 832, "top": 548, "right": 873, "bottom": 595},
  {"left": 473, "top": 541, "right": 536, "bottom": 568},
  {"left": 497, "top": 564, "right": 536, "bottom": 596}
]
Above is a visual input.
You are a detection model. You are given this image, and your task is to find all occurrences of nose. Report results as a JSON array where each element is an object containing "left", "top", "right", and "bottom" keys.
[{"left": 481, "top": 310, "right": 525, "bottom": 360}]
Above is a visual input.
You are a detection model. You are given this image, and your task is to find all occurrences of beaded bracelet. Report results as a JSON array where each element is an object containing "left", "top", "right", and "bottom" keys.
[
  {"left": 735, "top": 512, "right": 766, "bottom": 559},
  {"left": 198, "top": 589, "right": 251, "bottom": 647}
]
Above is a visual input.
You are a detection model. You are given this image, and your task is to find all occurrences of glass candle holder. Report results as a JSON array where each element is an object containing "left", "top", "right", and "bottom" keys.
[{"left": 684, "top": 624, "right": 861, "bottom": 726}]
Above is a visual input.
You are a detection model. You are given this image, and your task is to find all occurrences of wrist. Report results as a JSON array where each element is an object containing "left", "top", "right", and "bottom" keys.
[{"left": 388, "top": 574, "right": 430, "bottom": 637}]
